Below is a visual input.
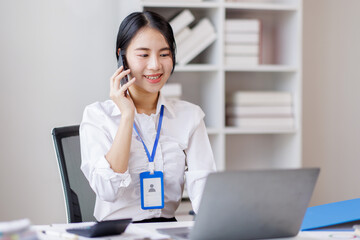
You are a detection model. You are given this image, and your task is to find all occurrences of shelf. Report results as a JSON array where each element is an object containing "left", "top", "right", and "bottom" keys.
[
  {"left": 224, "top": 127, "right": 297, "bottom": 134},
  {"left": 224, "top": 64, "right": 298, "bottom": 72},
  {"left": 142, "top": 1, "right": 219, "bottom": 9},
  {"left": 137, "top": 0, "right": 302, "bottom": 171},
  {"left": 224, "top": 2, "right": 299, "bottom": 11},
  {"left": 207, "top": 128, "right": 221, "bottom": 135},
  {"left": 175, "top": 64, "right": 219, "bottom": 72}
]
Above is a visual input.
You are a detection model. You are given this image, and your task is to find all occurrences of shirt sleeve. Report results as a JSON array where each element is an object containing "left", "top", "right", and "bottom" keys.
[
  {"left": 80, "top": 104, "right": 131, "bottom": 202},
  {"left": 184, "top": 107, "right": 217, "bottom": 213}
]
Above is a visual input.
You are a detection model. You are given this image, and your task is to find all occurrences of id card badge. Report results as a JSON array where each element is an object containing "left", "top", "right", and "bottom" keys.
[{"left": 140, "top": 171, "right": 164, "bottom": 210}]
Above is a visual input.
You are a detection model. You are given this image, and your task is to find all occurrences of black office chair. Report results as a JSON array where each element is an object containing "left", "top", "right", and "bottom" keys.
[{"left": 52, "top": 125, "right": 97, "bottom": 223}]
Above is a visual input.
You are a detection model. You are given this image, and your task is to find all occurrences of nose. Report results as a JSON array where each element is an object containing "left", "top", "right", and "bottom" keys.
[{"left": 148, "top": 54, "right": 160, "bottom": 70}]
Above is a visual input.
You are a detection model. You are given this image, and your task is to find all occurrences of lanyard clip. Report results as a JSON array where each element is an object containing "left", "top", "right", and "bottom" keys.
[{"left": 149, "top": 162, "right": 155, "bottom": 175}]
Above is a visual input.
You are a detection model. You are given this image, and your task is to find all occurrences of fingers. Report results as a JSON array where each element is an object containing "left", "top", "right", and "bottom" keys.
[
  {"left": 110, "top": 66, "right": 126, "bottom": 85},
  {"left": 111, "top": 68, "right": 131, "bottom": 90},
  {"left": 120, "top": 77, "right": 136, "bottom": 92},
  {"left": 110, "top": 66, "right": 123, "bottom": 88},
  {"left": 111, "top": 65, "right": 123, "bottom": 79},
  {"left": 110, "top": 76, "right": 135, "bottom": 99}
]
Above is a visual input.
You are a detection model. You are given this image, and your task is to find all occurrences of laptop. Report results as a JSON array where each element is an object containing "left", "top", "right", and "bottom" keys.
[{"left": 157, "top": 168, "right": 319, "bottom": 240}]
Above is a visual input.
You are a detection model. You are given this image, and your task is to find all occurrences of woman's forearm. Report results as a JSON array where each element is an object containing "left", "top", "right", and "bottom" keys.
[{"left": 105, "top": 112, "right": 134, "bottom": 173}]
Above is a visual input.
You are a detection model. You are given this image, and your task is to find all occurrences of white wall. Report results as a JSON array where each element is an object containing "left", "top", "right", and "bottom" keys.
[
  {"left": 0, "top": 0, "right": 124, "bottom": 224},
  {"left": 303, "top": 0, "right": 360, "bottom": 205},
  {"left": 1, "top": 0, "right": 360, "bottom": 224}
]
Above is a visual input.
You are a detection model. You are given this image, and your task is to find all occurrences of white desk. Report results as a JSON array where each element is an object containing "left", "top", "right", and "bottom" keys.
[{"left": 33, "top": 221, "right": 358, "bottom": 240}]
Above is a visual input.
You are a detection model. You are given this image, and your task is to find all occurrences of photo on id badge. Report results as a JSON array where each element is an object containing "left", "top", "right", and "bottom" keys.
[{"left": 140, "top": 171, "right": 164, "bottom": 210}]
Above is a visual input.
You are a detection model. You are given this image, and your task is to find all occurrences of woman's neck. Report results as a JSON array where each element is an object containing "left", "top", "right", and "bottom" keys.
[{"left": 129, "top": 87, "right": 159, "bottom": 115}]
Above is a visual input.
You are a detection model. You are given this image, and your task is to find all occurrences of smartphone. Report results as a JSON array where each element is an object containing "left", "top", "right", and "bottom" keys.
[{"left": 117, "top": 52, "right": 129, "bottom": 87}]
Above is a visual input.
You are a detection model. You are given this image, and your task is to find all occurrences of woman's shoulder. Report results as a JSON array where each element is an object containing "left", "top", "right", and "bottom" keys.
[
  {"left": 166, "top": 98, "right": 204, "bottom": 118},
  {"left": 83, "top": 100, "right": 117, "bottom": 118}
]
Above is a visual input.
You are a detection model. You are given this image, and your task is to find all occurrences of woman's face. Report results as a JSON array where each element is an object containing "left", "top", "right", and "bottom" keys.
[{"left": 125, "top": 27, "right": 173, "bottom": 94}]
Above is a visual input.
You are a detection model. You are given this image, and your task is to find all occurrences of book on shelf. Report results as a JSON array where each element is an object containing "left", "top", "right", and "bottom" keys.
[
  {"left": 226, "top": 91, "right": 293, "bottom": 106},
  {"left": 176, "top": 18, "right": 217, "bottom": 65},
  {"left": 226, "top": 106, "right": 293, "bottom": 118},
  {"left": 225, "top": 56, "right": 259, "bottom": 66},
  {"left": 226, "top": 117, "right": 295, "bottom": 129},
  {"left": 175, "top": 27, "right": 191, "bottom": 46},
  {"left": 161, "top": 83, "right": 182, "bottom": 100},
  {"left": 225, "top": 33, "right": 259, "bottom": 44},
  {"left": 225, "top": 44, "right": 259, "bottom": 55},
  {"left": 169, "top": 9, "right": 195, "bottom": 36},
  {"left": 224, "top": 18, "right": 262, "bottom": 65},
  {"left": 225, "top": 19, "right": 260, "bottom": 33}
]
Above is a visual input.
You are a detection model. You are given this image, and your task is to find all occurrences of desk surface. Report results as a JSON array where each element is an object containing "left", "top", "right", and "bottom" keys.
[{"left": 33, "top": 221, "right": 358, "bottom": 240}]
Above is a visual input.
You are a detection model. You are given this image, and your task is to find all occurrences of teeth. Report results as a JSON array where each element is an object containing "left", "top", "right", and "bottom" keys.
[{"left": 145, "top": 75, "right": 160, "bottom": 80}]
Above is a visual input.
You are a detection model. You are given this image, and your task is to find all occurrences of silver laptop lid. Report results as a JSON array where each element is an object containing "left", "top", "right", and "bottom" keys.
[{"left": 190, "top": 168, "right": 320, "bottom": 240}]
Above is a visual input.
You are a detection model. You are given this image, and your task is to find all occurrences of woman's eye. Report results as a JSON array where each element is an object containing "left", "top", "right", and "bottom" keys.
[
  {"left": 138, "top": 54, "right": 148, "bottom": 57},
  {"left": 160, "top": 53, "right": 170, "bottom": 57}
]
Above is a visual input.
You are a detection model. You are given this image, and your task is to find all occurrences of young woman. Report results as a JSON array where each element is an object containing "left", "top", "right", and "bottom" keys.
[{"left": 80, "top": 11, "right": 216, "bottom": 223}]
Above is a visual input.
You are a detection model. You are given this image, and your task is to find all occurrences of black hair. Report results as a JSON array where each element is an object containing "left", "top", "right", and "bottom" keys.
[{"left": 116, "top": 11, "right": 176, "bottom": 73}]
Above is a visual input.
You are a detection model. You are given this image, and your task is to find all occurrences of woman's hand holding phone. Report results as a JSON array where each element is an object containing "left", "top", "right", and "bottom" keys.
[{"left": 110, "top": 66, "right": 136, "bottom": 117}]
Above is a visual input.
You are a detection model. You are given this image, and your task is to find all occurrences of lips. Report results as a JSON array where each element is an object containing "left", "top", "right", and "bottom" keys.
[{"left": 144, "top": 74, "right": 163, "bottom": 83}]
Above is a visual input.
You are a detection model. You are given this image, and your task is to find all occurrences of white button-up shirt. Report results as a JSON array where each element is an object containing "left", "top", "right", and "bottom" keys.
[{"left": 80, "top": 93, "right": 216, "bottom": 221}]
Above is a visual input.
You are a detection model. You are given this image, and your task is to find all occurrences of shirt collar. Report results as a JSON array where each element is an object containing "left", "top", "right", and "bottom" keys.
[{"left": 110, "top": 91, "right": 175, "bottom": 118}]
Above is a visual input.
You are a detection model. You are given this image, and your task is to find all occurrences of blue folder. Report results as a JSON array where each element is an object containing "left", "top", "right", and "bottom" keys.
[{"left": 301, "top": 198, "right": 360, "bottom": 231}]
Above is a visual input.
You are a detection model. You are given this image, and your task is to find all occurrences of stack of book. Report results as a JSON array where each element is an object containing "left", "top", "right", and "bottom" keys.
[
  {"left": 225, "top": 0, "right": 276, "bottom": 2},
  {"left": 226, "top": 91, "right": 294, "bottom": 130},
  {"left": 224, "top": 19, "right": 261, "bottom": 66},
  {"left": 169, "top": 9, "right": 217, "bottom": 65},
  {"left": 0, "top": 219, "right": 38, "bottom": 240},
  {"left": 161, "top": 83, "right": 182, "bottom": 100},
  {"left": 142, "top": 0, "right": 203, "bottom": 2}
]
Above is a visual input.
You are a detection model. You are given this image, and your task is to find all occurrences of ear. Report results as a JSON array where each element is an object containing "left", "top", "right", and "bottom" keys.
[{"left": 117, "top": 48, "right": 121, "bottom": 57}]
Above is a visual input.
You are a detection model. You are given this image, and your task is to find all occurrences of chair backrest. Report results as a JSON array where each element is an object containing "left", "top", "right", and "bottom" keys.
[{"left": 52, "top": 125, "right": 96, "bottom": 223}]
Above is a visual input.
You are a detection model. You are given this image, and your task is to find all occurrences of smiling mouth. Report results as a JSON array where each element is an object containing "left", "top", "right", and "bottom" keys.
[
  {"left": 144, "top": 74, "right": 163, "bottom": 83},
  {"left": 144, "top": 74, "right": 162, "bottom": 80}
]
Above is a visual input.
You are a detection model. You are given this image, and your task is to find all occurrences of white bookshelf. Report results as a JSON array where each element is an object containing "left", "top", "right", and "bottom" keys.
[{"left": 124, "top": 0, "right": 302, "bottom": 171}]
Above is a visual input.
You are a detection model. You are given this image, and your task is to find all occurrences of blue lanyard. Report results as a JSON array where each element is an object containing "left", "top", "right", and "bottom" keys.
[{"left": 133, "top": 105, "right": 164, "bottom": 163}]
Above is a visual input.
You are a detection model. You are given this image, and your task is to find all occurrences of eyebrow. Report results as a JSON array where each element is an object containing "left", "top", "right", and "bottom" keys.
[{"left": 135, "top": 47, "right": 171, "bottom": 51}]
